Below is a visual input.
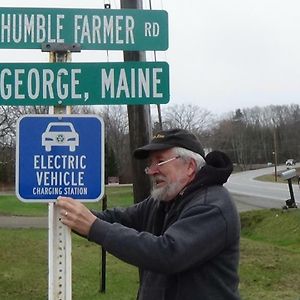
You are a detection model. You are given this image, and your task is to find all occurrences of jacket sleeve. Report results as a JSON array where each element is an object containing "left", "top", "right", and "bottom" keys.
[
  {"left": 90, "top": 197, "right": 152, "bottom": 232},
  {"left": 87, "top": 200, "right": 237, "bottom": 274}
]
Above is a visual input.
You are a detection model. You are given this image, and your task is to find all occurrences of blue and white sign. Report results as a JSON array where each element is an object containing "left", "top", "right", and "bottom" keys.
[{"left": 16, "top": 115, "right": 104, "bottom": 202}]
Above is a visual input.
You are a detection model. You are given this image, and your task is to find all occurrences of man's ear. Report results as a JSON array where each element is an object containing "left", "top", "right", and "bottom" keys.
[{"left": 187, "top": 159, "right": 197, "bottom": 177}]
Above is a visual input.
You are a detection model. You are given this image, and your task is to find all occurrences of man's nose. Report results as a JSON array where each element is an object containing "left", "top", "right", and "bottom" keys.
[{"left": 145, "top": 165, "right": 159, "bottom": 175}]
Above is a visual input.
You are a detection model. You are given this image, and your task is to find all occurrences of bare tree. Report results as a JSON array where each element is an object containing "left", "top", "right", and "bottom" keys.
[
  {"left": 98, "top": 105, "right": 131, "bottom": 183},
  {"left": 162, "top": 104, "right": 214, "bottom": 133},
  {"left": 71, "top": 105, "right": 96, "bottom": 114},
  {"left": 0, "top": 106, "right": 50, "bottom": 186},
  {"left": 0, "top": 107, "right": 17, "bottom": 147},
  {"left": 210, "top": 104, "right": 300, "bottom": 169}
]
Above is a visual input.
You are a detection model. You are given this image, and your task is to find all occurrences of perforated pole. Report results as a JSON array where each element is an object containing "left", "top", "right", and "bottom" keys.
[
  {"left": 45, "top": 44, "right": 80, "bottom": 300},
  {"left": 48, "top": 202, "right": 72, "bottom": 300}
]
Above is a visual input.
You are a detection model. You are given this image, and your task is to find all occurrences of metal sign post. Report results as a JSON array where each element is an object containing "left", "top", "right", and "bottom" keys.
[
  {"left": 47, "top": 44, "right": 75, "bottom": 300},
  {"left": 48, "top": 204, "right": 72, "bottom": 300}
]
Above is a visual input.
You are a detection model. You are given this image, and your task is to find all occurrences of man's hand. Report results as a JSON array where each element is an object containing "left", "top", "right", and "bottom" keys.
[{"left": 56, "top": 197, "right": 97, "bottom": 237}]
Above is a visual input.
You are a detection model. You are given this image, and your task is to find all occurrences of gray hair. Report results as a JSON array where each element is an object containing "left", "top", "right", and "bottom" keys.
[{"left": 172, "top": 147, "right": 206, "bottom": 171}]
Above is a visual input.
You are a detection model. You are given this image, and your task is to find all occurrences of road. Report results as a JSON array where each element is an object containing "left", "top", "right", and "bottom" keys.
[
  {"left": 226, "top": 163, "right": 300, "bottom": 209},
  {"left": 0, "top": 165, "right": 299, "bottom": 228}
]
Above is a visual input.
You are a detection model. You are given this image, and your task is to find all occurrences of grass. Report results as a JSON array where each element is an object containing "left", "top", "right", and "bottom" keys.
[
  {"left": 0, "top": 186, "right": 138, "bottom": 299},
  {"left": 0, "top": 185, "right": 134, "bottom": 216},
  {"left": 239, "top": 209, "right": 300, "bottom": 299},
  {"left": 0, "top": 228, "right": 138, "bottom": 300},
  {"left": 2, "top": 187, "right": 300, "bottom": 299},
  {"left": 239, "top": 238, "right": 300, "bottom": 299}
]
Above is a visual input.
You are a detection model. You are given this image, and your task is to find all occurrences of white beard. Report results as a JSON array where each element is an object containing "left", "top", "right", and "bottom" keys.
[{"left": 150, "top": 177, "right": 181, "bottom": 202}]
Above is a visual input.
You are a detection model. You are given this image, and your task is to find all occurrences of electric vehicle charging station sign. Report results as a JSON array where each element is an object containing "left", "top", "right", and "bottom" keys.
[{"left": 16, "top": 114, "right": 104, "bottom": 202}]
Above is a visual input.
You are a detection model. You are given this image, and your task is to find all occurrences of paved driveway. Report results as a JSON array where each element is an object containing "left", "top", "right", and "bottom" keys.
[{"left": 226, "top": 164, "right": 300, "bottom": 207}]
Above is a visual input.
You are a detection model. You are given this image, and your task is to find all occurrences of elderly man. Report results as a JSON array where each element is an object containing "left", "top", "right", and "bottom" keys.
[{"left": 57, "top": 128, "right": 240, "bottom": 300}]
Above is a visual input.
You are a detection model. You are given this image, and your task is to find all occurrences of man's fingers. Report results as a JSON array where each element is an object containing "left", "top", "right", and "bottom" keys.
[
  {"left": 56, "top": 197, "right": 76, "bottom": 220},
  {"left": 56, "top": 197, "right": 76, "bottom": 211},
  {"left": 54, "top": 196, "right": 95, "bottom": 236}
]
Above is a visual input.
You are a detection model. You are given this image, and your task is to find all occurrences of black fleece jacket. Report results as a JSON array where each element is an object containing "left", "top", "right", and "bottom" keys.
[{"left": 88, "top": 151, "right": 240, "bottom": 300}]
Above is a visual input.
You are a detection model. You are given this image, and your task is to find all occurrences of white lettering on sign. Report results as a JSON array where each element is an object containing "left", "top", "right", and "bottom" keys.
[
  {"left": 63, "top": 187, "right": 88, "bottom": 195},
  {"left": 74, "top": 15, "right": 135, "bottom": 44},
  {"left": 0, "top": 68, "right": 12, "bottom": 99},
  {"left": 144, "top": 22, "right": 160, "bottom": 37},
  {"left": 33, "top": 155, "right": 87, "bottom": 169},
  {"left": 32, "top": 186, "right": 88, "bottom": 196},
  {"left": 33, "top": 155, "right": 87, "bottom": 187},
  {"left": 0, "top": 67, "right": 82, "bottom": 101},
  {"left": 101, "top": 67, "right": 163, "bottom": 99},
  {"left": 153, "top": 68, "right": 163, "bottom": 98},
  {"left": 33, "top": 187, "right": 63, "bottom": 195},
  {"left": 36, "top": 171, "right": 84, "bottom": 186},
  {"left": 0, "top": 13, "right": 65, "bottom": 43},
  {"left": 28, "top": 68, "right": 40, "bottom": 99},
  {"left": 15, "top": 69, "right": 25, "bottom": 99}
]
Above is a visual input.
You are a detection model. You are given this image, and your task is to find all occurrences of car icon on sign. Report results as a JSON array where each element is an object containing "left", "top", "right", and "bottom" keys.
[{"left": 42, "top": 122, "right": 79, "bottom": 152}]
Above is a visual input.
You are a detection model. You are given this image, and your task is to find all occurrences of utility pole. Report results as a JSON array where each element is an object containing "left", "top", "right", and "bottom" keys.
[
  {"left": 273, "top": 126, "right": 278, "bottom": 182},
  {"left": 157, "top": 104, "right": 163, "bottom": 130},
  {"left": 121, "top": 0, "right": 152, "bottom": 203}
]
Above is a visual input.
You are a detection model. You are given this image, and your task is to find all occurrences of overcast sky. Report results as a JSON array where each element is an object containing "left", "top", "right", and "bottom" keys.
[{"left": 1, "top": 0, "right": 299, "bottom": 116}]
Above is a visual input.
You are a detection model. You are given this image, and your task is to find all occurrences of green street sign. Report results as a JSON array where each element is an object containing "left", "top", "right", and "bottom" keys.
[
  {"left": 0, "top": 62, "right": 169, "bottom": 105},
  {"left": 0, "top": 7, "right": 168, "bottom": 50}
]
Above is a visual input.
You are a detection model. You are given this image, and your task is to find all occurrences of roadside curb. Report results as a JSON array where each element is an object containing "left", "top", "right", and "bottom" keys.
[{"left": 0, "top": 216, "right": 47, "bottom": 228}]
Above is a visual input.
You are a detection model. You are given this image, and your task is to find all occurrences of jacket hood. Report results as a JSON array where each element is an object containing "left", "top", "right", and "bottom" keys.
[{"left": 190, "top": 150, "right": 233, "bottom": 191}]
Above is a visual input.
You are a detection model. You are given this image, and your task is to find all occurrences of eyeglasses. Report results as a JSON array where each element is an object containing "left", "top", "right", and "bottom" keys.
[{"left": 144, "top": 156, "right": 180, "bottom": 174}]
